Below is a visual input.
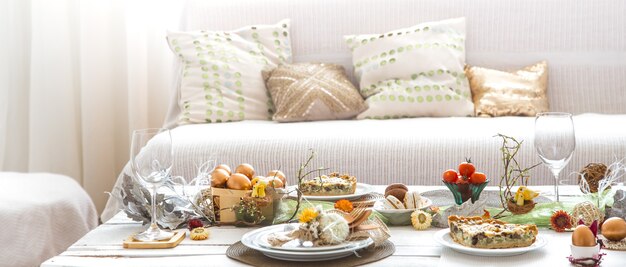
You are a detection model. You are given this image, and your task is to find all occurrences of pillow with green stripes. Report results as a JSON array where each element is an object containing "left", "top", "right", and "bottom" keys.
[
  {"left": 167, "top": 19, "right": 292, "bottom": 124},
  {"left": 345, "top": 17, "right": 474, "bottom": 119}
]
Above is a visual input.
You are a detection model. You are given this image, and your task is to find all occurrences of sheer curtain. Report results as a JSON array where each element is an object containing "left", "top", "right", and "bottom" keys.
[{"left": 0, "top": 0, "right": 184, "bottom": 214}]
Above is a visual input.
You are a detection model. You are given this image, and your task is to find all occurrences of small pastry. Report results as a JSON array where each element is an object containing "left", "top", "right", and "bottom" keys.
[
  {"left": 383, "top": 195, "right": 405, "bottom": 209},
  {"left": 190, "top": 227, "right": 209, "bottom": 240},
  {"left": 235, "top": 163, "right": 255, "bottom": 179},
  {"left": 211, "top": 169, "right": 230, "bottom": 188},
  {"left": 385, "top": 183, "right": 408, "bottom": 194},
  {"left": 227, "top": 173, "right": 252, "bottom": 190},
  {"left": 404, "top": 191, "right": 423, "bottom": 209},
  {"left": 385, "top": 183, "right": 409, "bottom": 201}
]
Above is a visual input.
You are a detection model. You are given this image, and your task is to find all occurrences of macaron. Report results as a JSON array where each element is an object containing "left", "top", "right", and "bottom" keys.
[
  {"left": 385, "top": 183, "right": 409, "bottom": 201},
  {"left": 404, "top": 191, "right": 423, "bottom": 209},
  {"left": 383, "top": 195, "right": 405, "bottom": 209}
]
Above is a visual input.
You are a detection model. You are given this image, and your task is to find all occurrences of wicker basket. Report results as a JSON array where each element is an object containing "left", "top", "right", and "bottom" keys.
[
  {"left": 507, "top": 199, "right": 536, "bottom": 215},
  {"left": 578, "top": 163, "right": 609, "bottom": 193}
]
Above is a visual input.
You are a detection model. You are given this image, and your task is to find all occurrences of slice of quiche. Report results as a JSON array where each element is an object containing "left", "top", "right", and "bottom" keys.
[
  {"left": 448, "top": 215, "right": 538, "bottom": 249},
  {"left": 300, "top": 172, "right": 357, "bottom": 196}
]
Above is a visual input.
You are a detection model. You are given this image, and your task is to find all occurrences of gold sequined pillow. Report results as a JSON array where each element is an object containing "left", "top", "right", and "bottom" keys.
[
  {"left": 263, "top": 63, "right": 367, "bottom": 122},
  {"left": 466, "top": 61, "right": 549, "bottom": 117}
]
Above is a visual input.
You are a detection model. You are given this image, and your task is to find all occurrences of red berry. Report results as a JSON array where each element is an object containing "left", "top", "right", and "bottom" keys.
[{"left": 188, "top": 219, "right": 203, "bottom": 230}]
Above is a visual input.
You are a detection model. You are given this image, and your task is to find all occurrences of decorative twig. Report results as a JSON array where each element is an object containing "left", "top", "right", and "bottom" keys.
[
  {"left": 493, "top": 134, "right": 540, "bottom": 219},
  {"left": 282, "top": 149, "right": 326, "bottom": 223}
]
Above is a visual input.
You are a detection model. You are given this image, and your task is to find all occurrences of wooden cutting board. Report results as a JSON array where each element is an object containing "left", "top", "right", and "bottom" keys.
[{"left": 123, "top": 230, "right": 186, "bottom": 249}]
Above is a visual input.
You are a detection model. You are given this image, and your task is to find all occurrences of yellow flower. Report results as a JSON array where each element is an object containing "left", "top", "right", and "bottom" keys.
[
  {"left": 334, "top": 199, "right": 354, "bottom": 213},
  {"left": 299, "top": 208, "right": 319, "bottom": 223},
  {"left": 411, "top": 210, "right": 432, "bottom": 230}
]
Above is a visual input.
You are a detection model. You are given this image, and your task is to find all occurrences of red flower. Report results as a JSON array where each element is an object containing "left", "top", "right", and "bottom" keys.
[{"left": 550, "top": 210, "right": 572, "bottom": 232}]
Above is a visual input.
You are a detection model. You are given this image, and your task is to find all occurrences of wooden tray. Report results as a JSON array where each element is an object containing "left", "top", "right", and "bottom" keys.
[{"left": 123, "top": 230, "right": 186, "bottom": 249}]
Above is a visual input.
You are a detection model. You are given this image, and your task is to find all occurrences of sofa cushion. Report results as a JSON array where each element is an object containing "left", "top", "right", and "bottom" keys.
[
  {"left": 345, "top": 17, "right": 474, "bottom": 119},
  {"left": 467, "top": 61, "right": 549, "bottom": 117},
  {"left": 263, "top": 63, "right": 367, "bottom": 122},
  {"left": 166, "top": 19, "right": 292, "bottom": 124}
]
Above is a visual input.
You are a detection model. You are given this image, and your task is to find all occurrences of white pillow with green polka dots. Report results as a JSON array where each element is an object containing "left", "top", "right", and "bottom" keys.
[
  {"left": 345, "top": 17, "right": 474, "bottom": 119},
  {"left": 167, "top": 19, "right": 292, "bottom": 124}
]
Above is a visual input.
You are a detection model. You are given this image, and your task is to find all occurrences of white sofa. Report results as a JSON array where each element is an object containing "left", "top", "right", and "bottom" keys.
[{"left": 102, "top": 0, "right": 626, "bottom": 221}]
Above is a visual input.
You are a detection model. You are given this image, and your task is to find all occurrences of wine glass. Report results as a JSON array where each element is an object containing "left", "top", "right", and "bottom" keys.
[
  {"left": 130, "top": 128, "right": 174, "bottom": 241},
  {"left": 534, "top": 112, "right": 575, "bottom": 202}
]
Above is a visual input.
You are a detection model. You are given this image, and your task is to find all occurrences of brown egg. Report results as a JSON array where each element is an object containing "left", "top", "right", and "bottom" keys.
[
  {"left": 268, "top": 177, "right": 284, "bottom": 188},
  {"left": 572, "top": 225, "right": 596, "bottom": 247},
  {"left": 601, "top": 217, "right": 626, "bottom": 241},
  {"left": 235, "top": 163, "right": 255, "bottom": 179},
  {"left": 215, "top": 164, "right": 232, "bottom": 175},
  {"left": 227, "top": 173, "right": 252, "bottom": 190},
  {"left": 211, "top": 169, "right": 229, "bottom": 188},
  {"left": 267, "top": 170, "right": 287, "bottom": 185}
]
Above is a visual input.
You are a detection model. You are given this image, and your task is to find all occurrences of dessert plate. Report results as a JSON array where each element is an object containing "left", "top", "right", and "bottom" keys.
[
  {"left": 288, "top": 183, "right": 374, "bottom": 201},
  {"left": 241, "top": 224, "right": 373, "bottom": 261},
  {"left": 434, "top": 229, "right": 547, "bottom": 257}
]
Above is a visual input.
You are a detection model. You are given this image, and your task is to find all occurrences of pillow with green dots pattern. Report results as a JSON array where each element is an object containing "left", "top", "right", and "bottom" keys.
[
  {"left": 167, "top": 19, "right": 292, "bottom": 124},
  {"left": 345, "top": 17, "right": 474, "bottom": 119}
]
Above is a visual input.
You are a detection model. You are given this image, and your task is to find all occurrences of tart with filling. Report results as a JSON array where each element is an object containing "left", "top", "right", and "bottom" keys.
[
  {"left": 448, "top": 215, "right": 538, "bottom": 249},
  {"left": 300, "top": 172, "right": 357, "bottom": 196}
]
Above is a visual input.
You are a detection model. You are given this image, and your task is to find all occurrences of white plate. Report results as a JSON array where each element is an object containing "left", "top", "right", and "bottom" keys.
[
  {"left": 241, "top": 224, "right": 373, "bottom": 261},
  {"left": 288, "top": 183, "right": 374, "bottom": 201},
  {"left": 434, "top": 229, "right": 547, "bottom": 257}
]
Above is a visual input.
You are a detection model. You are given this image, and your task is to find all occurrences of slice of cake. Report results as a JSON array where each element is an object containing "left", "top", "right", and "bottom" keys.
[
  {"left": 300, "top": 172, "right": 357, "bottom": 196},
  {"left": 448, "top": 215, "right": 538, "bottom": 249}
]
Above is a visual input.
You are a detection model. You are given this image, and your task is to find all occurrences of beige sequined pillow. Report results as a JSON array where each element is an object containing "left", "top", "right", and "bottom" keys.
[
  {"left": 466, "top": 61, "right": 549, "bottom": 117},
  {"left": 263, "top": 63, "right": 367, "bottom": 122}
]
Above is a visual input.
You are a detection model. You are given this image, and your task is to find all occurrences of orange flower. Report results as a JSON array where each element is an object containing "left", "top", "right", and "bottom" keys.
[
  {"left": 299, "top": 208, "right": 318, "bottom": 223},
  {"left": 550, "top": 210, "right": 573, "bottom": 232},
  {"left": 334, "top": 199, "right": 354, "bottom": 213}
]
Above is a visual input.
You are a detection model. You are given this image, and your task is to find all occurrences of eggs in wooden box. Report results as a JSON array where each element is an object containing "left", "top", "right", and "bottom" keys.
[
  {"left": 211, "top": 169, "right": 230, "bottom": 187},
  {"left": 235, "top": 164, "right": 255, "bottom": 179},
  {"left": 227, "top": 173, "right": 251, "bottom": 190}
]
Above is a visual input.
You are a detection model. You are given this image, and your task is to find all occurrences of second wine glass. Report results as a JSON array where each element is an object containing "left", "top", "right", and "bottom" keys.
[{"left": 534, "top": 112, "right": 575, "bottom": 202}]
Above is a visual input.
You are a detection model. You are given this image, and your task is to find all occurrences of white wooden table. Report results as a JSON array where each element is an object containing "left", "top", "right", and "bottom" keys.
[{"left": 42, "top": 186, "right": 626, "bottom": 266}]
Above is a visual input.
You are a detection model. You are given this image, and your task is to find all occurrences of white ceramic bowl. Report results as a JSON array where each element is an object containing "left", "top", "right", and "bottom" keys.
[
  {"left": 570, "top": 244, "right": 600, "bottom": 259},
  {"left": 375, "top": 197, "right": 432, "bottom": 225}
]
